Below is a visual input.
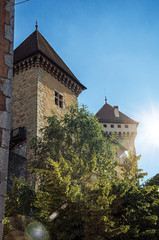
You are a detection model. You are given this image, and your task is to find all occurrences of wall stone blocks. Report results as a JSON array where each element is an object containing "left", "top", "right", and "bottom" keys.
[
  {"left": 0, "top": 111, "right": 11, "bottom": 130},
  {"left": 6, "top": 97, "right": 11, "bottom": 112},
  {"left": 0, "top": 172, "right": 6, "bottom": 185},
  {"left": 0, "top": 225, "right": 2, "bottom": 240},
  {"left": 12, "top": 55, "right": 79, "bottom": 165},
  {"left": 1, "top": 128, "right": 10, "bottom": 148},
  {"left": 0, "top": 78, "right": 12, "bottom": 97},
  {"left": 0, "top": 181, "right": 6, "bottom": 199},
  {"left": 0, "top": 148, "right": 9, "bottom": 173},
  {"left": 0, "top": 195, "right": 5, "bottom": 219},
  {"left": 5, "top": 24, "right": 14, "bottom": 42},
  {"left": 0, "top": 91, "right": 6, "bottom": 111},
  {"left": 0, "top": 129, "right": 2, "bottom": 147},
  {"left": 0, "top": 0, "right": 14, "bottom": 239},
  {"left": 5, "top": 53, "right": 13, "bottom": 68}
]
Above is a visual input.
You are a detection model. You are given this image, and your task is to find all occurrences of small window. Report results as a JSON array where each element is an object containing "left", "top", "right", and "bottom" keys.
[
  {"left": 125, "top": 125, "right": 128, "bottom": 128},
  {"left": 59, "top": 95, "right": 63, "bottom": 100},
  {"left": 55, "top": 90, "right": 63, "bottom": 109},
  {"left": 59, "top": 100, "right": 63, "bottom": 108},
  {"left": 118, "top": 125, "right": 121, "bottom": 128},
  {"left": 103, "top": 124, "right": 107, "bottom": 128},
  {"left": 55, "top": 97, "right": 58, "bottom": 105},
  {"left": 111, "top": 125, "right": 114, "bottom": 128}
]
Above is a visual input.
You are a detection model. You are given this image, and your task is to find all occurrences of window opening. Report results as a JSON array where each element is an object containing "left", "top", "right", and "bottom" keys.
[{"left": 55, "top": 90, "right": 63, "bottom": 108}]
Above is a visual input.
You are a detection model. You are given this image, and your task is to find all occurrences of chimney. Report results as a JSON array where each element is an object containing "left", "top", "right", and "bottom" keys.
[{"left": 114, "top": 106, "right": 119, "bottom": 117}]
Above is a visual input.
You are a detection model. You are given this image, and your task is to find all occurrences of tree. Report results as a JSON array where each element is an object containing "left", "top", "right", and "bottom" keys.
[
  {"left": 32, "top": 105, "right": 157, "bottom": 240},
  {"left": 5, "top": 177, "right": 36, "bottom": 218},
  {"left": 31, "top": 105, "right": 120, "bottom": 240},
  {"left": 5, "top": 105, "right": 159, "bottom": 240},
  {"left": 110, "top": 154, "right": 159, "bottom": 240},
  {"left": 3, "top": 177, "right": 37, "bottom": 239},
  {"left": 145, "top": 174, "right": 159, "bottom": 187}
]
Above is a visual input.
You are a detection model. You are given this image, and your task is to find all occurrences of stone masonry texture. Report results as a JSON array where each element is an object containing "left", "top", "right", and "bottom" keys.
[
  {"left": 11, "top": 59, "right": 78, "bottom": 166},
  {"left": 0, "top": 0, "right": 14, "bottom": 239}
]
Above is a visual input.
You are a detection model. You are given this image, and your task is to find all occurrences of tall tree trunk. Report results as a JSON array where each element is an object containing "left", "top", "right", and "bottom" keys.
[{"left": 0, "top": 1, "right": 14, "bottom": 239}]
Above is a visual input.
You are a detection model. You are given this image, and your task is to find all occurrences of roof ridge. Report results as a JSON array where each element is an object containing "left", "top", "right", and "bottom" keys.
[
  {"left": 36, "top": 30, "right": 39, "bottom": 49},
  {"left": 36, "top": 31, "right": 82, "bottom": 83},
  {"left": 96, "top": 103, "right": 138, "bottom": 125},
  {"left": 13, "top": 30, "right": 86, "bottom": 90}
]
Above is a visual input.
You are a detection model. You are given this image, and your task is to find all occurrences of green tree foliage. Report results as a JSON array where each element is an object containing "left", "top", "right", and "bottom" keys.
[
  {"left": 32, "top": 105, "right": 156, "bottom": 240},
  {"left": 111, "top": 154, "right": 159, "bottom": 240},
  {"left": 145, "top": 174, "right": 159, "bottom": 187},
  {"left": 31, "top": 105, "right": 120, "bottom": 239},
  {"left": 5, "top": 177, "right": 36, "bottom": 217},
  {"left": 6, "top": 105, "right": 159, "bottom": 240}
]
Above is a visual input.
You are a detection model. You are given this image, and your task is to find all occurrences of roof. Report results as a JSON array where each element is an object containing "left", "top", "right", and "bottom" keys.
[
  {"left": 14, "top": 30, "right": 86, "bottom": 90},
  {"left": 96, "top": 103, "right": 139, "bottom": 125}
]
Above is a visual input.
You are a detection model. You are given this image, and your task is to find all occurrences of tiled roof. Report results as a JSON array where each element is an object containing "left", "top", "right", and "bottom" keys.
[
  {"left": 96, "top": 103, "right": 138, "bottom": 125},
  {"left": 14, "top": 30, "right": 86, "bottom": 90}
]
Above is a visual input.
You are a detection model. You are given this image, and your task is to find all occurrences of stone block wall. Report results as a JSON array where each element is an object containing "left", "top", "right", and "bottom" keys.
[
  {"left": 101, "top": 122, "right": 137, "bottom": 155},
  {"left": 0, "top": 0, "right": 14, "bottom": 239},
  {"left": 11, "top": 67, "right": 38, "bottom": 146},
  {"left": 11, "top": 67, "right": 38, "bottom": 176},
  {"left": 37, "top": 67, "right": 78, "bottom": 135},
  {"left": 11, "top": 59, "right": 78, "bottom": 173}
]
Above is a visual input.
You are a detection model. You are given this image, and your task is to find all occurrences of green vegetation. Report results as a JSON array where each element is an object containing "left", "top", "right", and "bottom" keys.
[{"left": 5, "top": 106, "right": 159, "bottom": 240}]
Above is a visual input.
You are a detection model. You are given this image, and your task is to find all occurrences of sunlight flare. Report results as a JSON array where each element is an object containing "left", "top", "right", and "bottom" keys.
[{"left": 137, "top": 104, "right": 159, "bottom": 148}]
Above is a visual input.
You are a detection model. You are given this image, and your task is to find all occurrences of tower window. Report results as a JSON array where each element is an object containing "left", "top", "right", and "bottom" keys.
[
  {"left": 103, "top": 124, "right": 107, "bottom": 128},
  {"left": 118, "top": 125, "right": 121, "bottom": 128},
  {"left": 55, "top": 90, "right": 63, "bottom": 108},
  {"left": 125, "top": 125, "right": 128, "bottom": 128},
  {"left": 111, "top": 125, "right": 114, "bottom": 128}
]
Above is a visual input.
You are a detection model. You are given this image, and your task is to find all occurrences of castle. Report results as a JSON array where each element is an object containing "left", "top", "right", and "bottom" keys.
[
  {"left": 96, "top": 101, "right": 138, "bottom": 158},
  {"left": 9, "top": 26, "right": 138, "bottom": 179}
]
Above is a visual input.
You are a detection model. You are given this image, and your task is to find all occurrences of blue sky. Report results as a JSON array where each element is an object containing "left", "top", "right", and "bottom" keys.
[{"left": 14, "top": 0, "right": 159, "bottom": 181}]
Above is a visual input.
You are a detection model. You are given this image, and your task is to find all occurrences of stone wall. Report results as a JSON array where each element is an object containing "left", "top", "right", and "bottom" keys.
[
  {"left": 36, "top": 67, "right": 78, "bottom": 135},
  {"left": 100, "top": 122, "right": 137, "bottom": 153},
  {"left": 11, "top": 58, "right": 78, "bottom": 173},
  {"left": 11, "top": 67, "right": 38, "bottom": 158},
  {"left": 12, "top": 60, "right": 78, "bottom": 138},
  {"left": 0, "top": 0, "right": 14, "bottom": 239}
]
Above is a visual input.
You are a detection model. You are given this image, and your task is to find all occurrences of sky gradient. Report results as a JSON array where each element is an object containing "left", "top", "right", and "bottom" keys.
[{"left": 14, "top": 0, "right": 159, "bottom": 181}]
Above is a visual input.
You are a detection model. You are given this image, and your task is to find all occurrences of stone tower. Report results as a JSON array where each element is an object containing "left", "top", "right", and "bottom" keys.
[
  {"left": 96, "top": 102, "right": 138, "bottom": 158},
  {"left": 9, "top": 28, "right": 86, "bottom": 177}
]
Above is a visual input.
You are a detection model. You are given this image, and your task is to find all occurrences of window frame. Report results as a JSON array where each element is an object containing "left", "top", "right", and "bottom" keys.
[{"left": 55, "top": 90, "right": 63, "bottom": 109}]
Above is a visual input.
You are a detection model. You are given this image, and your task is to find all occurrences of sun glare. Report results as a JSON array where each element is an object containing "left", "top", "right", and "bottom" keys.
[{"left": 138, "top": 104, "right": 159, "bottom": 148}]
